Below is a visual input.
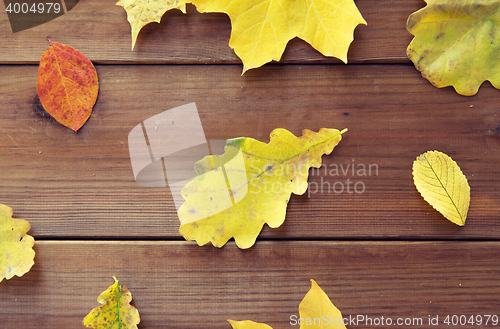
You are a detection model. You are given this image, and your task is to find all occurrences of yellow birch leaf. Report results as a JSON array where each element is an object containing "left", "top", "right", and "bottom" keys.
[
  {"left": 116, "top": 0, "right": 187, "bottom": 49},
  {"left": 299, "top": 279, "right": 346, "bottom": 329},
  {"left": 117, "top": 0, "right": 366, "bottom": 73},
  {"left": 407, "top": 0, "right": 500, "bottom": 96},
  {"left": 412, "top": 150, "right": 470, "bottom": 226},
  {"left": 178, "top": 128, "right": 346, "bottom": 249},
  {"left": 0, "top": 204, "right": 35, "bottom": 282},
  {"left": 228, "top": 280, "right": 346, "bottom": 329},
  {"left": 83, "top": 277, "right": 140, "bottom": 329}
]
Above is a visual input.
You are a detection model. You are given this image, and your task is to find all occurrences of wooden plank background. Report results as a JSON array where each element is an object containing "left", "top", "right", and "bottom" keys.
[{"left": 0, "top": 0, "right": 499, "bottom": 328}]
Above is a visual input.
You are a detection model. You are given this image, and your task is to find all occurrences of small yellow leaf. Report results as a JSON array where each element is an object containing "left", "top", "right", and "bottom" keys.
[
  {"left": 228, "top": 320, "right": 274, "bottom": 329},
  {"left": 83, "top": 277, "right": 140, "bottom": 329},
  {"left": 0, "top": 204, "right": 35, "bottom": 282},
  {"left": 412, "top": 150, "right": 470, "bottom": 226},
  {"left": 179, "top": 128, "right": 346, "bottom": 249},
  {"left": 116, "top": 0, "right": 187, "bottom": 49},
  {"left": 117, "top": 0, "right": 366, "bottom": 73},
  {"left": 299, "top": 279, "right": 346, "bottom": 329}
]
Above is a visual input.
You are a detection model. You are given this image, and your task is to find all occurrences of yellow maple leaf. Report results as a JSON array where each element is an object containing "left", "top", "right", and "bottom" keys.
[
  {"left": 117, "top": 0, "right": 366, "bottom": 73},
  {"left": 178, "top": 128, "right": 346, "bottom": 249},
  {"left": 0, "top": 204, "right": 35, "bottom": 282},
  {"left": 229, "top": 279, "right": 346, "bottom": 329},
  {"left": 116, "top": 0, "right": 187, "bottom": 49},
  {"left": 83, "top": 277, "right": 140, "bottom": 329},
  {"left": 407, "top": 0, "right": 500, "bottom": 95},
  {"left": 412, "top": 150, "right": 470, "bottom": 226}
]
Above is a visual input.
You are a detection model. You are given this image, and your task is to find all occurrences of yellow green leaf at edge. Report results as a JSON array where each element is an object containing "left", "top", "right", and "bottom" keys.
[
  {"left": 412, "top": 150, "right": 470, "bottom": 226},
  {"left": 116, "top": 0, "right": 187, "bottom": 49},
  {"left": 0, "top": 204, "right": 35, "bottom": 282},
  {"left": 299, "top": 279, "right": 346, "bottom": 329},
  {"left": 179, "top": 128, "right": 346, "bottom": 249},
  {"left": 192, "top": 0, "right": 366, "bottom": 73},
  {"left": 117, "top": 0, "right": 366, "bottom": 73},
  {"left": 407, "top": 0, "right": 500, "bottom": 96},
  {"left": 228, "top": 320, "right": 274, "bottom": 329},
  {"left": 83, "top": 276, "right": 140, "bottom": 329},
  {"left": 228, "top": 280, "right": 345, "bottom": 329}
]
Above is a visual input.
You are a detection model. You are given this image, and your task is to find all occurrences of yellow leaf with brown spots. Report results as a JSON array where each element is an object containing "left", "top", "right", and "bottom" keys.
[
  {"left": 229, "top": 280, "right": 346, "bottom": 329},
  {"left": 0, "top": 204, "right": 35, "bottom": 282},
  {"left": 83, "top": 277, "right": 140, "bottom": 329}
]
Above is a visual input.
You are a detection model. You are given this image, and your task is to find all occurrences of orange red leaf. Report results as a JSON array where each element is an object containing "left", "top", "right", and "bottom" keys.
[{"left": 37, "top": 39, "right": 99, "bottom": 132}]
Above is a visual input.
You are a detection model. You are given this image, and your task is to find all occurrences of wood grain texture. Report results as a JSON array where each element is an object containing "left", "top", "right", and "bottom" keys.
[
  {"left": 0, "top": 64, "right": 499, "bottom": 239},
  {"left": 0, "top": 0, "right": 419, "bottom": 64},
  {"left": 1, "top": 241, "right": 499, "bottom": 329}
]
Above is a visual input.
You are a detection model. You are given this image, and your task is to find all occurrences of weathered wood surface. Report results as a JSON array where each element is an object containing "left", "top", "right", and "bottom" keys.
[
  {"left": 1, "top": 0, "right": 499, "bottom": 328},
  {"left": 0, "top": 64, "right": 499, "bottom": 239},
  {"left": 1, "top": 241, "right": 499, "bottom": 329},
  {"left": 0, "top": 0, "right": 418, "bottom": 64}
]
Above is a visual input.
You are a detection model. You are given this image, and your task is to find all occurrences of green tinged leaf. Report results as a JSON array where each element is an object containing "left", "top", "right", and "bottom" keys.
[
  {"left": 407, "top": 0, "right": 500, "bottom": 95},
  {"left": 178, "top": 128, "right": 346, "bottom": 249},
  {"left": 412, "top": 150, "right": 470, "bottom": 226}
]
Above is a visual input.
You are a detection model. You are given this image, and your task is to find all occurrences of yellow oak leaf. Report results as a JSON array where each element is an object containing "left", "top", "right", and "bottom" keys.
[
  {"left": 407, "top": 0, "right": 500, "bottom": 96},
  {"left": 116, "top": 0, "right": 187, "bottom": 49},
  {"left": 178, "top": 128, "right": 346, "bottom": 249},
  {"left": 83, "top": 277, "right": 140, "bottom": 329},
  {"left": 299, "top": 279, "right": 346, "bottom": 329},
  {"left": 117, "top": 0, "right": 366, "bottom": 73},
  {"left": 0, "top": 204, "right": 35, "bottom": 282},
  {"left": 412, "top": 150, "right": 470, "bottom": 226},
  {"left": 229, "top": 280, "right": 346, "bottom": 329}
]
